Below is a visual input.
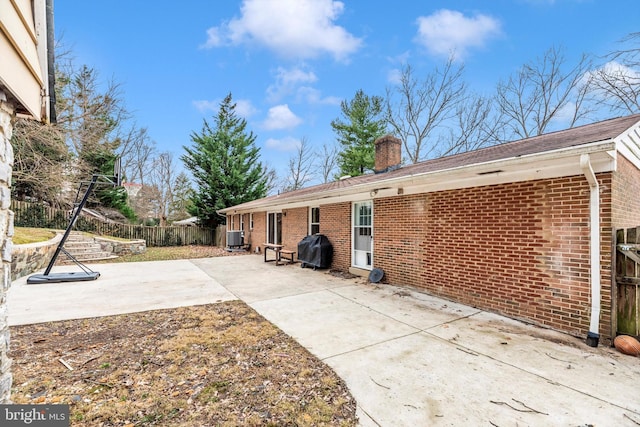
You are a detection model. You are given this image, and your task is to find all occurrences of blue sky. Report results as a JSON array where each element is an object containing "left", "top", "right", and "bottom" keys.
[{"left": 54, "top": 0, "right": 638, "bottom": 184}]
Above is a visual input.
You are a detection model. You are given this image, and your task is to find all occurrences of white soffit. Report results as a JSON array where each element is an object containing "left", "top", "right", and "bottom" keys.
[
  {"left": 225, "top": 140, "right": 618, "bottom": 214},
  {"left": 614, "top": 119, "right": 640, "bottom": 170}
]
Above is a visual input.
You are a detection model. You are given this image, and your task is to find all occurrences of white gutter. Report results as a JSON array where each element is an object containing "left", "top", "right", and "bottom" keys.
[
  {"left": 220, "top": 140, "right": 617, "bottom": 215},
  {"left": 580, "top": 153, "right": 601, "bottom": 347}
]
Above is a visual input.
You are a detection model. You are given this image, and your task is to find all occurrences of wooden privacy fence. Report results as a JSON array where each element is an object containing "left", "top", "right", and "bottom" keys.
[
  {"left": 614, "top": 226, "right": 640, "bottom": 338},
  {"left": 11, "top": 200, "right": 217, "bottom": 247}
]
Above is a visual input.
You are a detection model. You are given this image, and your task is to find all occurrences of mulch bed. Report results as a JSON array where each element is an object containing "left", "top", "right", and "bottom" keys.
[{"left": 10, "top": 301, "right": 357, "bottom": 426}]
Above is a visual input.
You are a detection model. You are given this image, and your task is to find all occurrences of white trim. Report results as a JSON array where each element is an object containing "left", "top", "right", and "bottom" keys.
[
  {"left": 220, "top": 140, "right": 618, "bottom": 215},
  {"left": 266, "top": 211, "right": 282, "bottom": 245},
  {"left": 309, "top": 206, "right": 320, "bottom": 235},
  {"left": 352, "top": 201, "right": 373, "bottom": 270},
  {"left": 615, "top": 124, "right": 640, "bottom": 170}
]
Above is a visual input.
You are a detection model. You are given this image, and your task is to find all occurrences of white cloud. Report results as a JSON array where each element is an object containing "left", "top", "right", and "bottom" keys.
[
  {"left": 193, "top": 100, "right": 219, "bottom": 112},
  {"left": 387, "top": 68, "right": 402, "bottom": 84},
  {"left": 202, "top": 0, "right": 362, "bottom": 61},
  {"left": 192, "top": 98, "right": 257, "bottom": 119},
  {"left": 267, "top": 66, "right": 318, "bottom": 102},
  {"left": 265, "top": 136, "right": 300, "bottom": 151},
  {"left": 596, "top": 61, "right": 639, "bottom": 79},
  {"left": 234, "top": 99, "right": 259, "bottom": 118},
  {"left": 583, "top": 61, "right": 640, "bottom": 100},
  {"left": 263, "top": 104, "right": 302, "bottom": 130},
  {"left": 414, "top": 9, "right": 501, "bottom": 60},
  {"left": 296, "top": 87, "right": 341, "bottom": 105},
  {"left": 201, "top": 27, "right": 222, "bottom": 48}
]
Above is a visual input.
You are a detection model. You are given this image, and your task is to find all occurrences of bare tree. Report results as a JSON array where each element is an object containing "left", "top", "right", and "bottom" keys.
[
  {"left": 496, "top": 46, "right": 594, "bottom": 140},
  {"left": 589, "top": 32, "right": 640, "bottom": 115},
  {"left": 385, "top": 58, "right": 466, "bottom": 163},
  {"left": 316, "top": 143, "right": 338, "bottom": 183},
  {"left": 439, "top": 93, "right": 505, "bottom": 156},
  {"left": 56, "top": 64, "right": 129, "bottom": 160},
  {"left": 11, "top": 119, "right": 69, "bottom": 206},
  {"left": 147, "top": 151, "right": 175, "bottom": 226},
  {"left": 117, "top": 126, "right": 156, "bottom": 185},
  {"left": 284, "top": 137, "right": 315, "bottom": 191},
  {"left": 262, "top": 164, "right": 279, "bottom": 195}
]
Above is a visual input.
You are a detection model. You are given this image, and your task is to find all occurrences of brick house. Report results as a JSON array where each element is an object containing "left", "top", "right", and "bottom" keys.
[{"left": 219, "top": 114, "right": 640, "bottom": 346}]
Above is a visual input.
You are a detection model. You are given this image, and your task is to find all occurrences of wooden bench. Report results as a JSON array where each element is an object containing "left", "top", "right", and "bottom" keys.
[{"left": 276, "top": 249, "right": 296, "bottom": 266}]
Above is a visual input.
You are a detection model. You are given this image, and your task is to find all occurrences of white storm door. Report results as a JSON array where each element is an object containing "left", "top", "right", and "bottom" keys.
[{"left": 353, "top": 201, "right": 373, "bottom": 269}]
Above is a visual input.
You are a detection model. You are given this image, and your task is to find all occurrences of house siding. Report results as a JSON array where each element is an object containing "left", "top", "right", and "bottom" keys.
[
  {"left": 320, "top": 202, "right": 351, "bottom": 272},
  {"left": 223, "top": 154, "right": 640, "bottom": 343},
  {"left": 373, "top": 175, "right": 614, "bottom": 341},
  {"left": 247, "top": 213, "right": 266, "bottom": 251},
  {"left": 612, "top": 155, "right": 640, "bottom": 229},
  {"left": 282, "top": 207, "right": 308, "bottom": 252}
]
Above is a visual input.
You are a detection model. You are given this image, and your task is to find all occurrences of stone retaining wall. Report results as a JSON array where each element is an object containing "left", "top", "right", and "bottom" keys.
[
  {"left": 11, "top": 233, "right": 62, "bottom": 280},
  {"left": 95, "top": 236, "right": 146, "bottom": 256},
  {"left": 11, "top": 235, "right": 146, "bottom": 280}
]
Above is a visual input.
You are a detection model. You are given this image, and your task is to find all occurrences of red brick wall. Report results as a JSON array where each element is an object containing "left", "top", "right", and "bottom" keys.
[
  {"left": 282, "top": 207, "right": 308, "bottom": 253},
  {"left": 241, "top": 213, "right": 266, "bottom": 252},
  {"left": 374, "top": 175, "right": 613, "bottom": 340},
  {"left": 375, "top": 195, "right": 427, "bottom": 284},
  {"left": 228, "top": 166, "right": 629, "bottom": 340},
  {"left": 612, "top": 155, "right": 640, "bottom": 228},
  {"left": 320, "top": 202, "right": 352, "bottom": 271}
]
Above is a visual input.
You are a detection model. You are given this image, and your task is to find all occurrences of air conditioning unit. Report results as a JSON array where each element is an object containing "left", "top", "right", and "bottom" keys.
[{"left": 227, "top": 230, "right": 244, "bottom": 246}]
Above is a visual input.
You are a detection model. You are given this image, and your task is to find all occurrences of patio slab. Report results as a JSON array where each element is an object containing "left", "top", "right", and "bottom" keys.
[
  {"left": 8, "top": 260, "right": 236, "bottom": 325},
  {"left": 8, "top": 254, "right": 640, "bottom": 426}
]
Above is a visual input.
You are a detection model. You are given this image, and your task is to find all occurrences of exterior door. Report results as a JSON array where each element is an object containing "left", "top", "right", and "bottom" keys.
[
  {"left": 267, "top": 212, "right": 282, "bottom": 245},
  {"left": 353, "top": 201, "right": 372, "bottom": 269}
]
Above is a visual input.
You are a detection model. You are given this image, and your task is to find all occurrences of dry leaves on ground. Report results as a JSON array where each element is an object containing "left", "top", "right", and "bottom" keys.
[{"left": 10, "top": 301, "right": 357, "bottom": 426}]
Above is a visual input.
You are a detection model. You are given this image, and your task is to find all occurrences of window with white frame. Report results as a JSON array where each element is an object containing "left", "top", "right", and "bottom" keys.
[
  {"left": 240, "top": 214, "right": 245, "bottom": 231},
  {"left": 309, "top": 207, "right": 320, "bottom": 235},
  {"left": 250, "top": 213, "right": 254, "bottom": 230}
]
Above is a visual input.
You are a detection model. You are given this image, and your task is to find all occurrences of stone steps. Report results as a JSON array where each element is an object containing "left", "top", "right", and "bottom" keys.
[{"left": 56, "top": 231, "right": 118, "bottom": 264}]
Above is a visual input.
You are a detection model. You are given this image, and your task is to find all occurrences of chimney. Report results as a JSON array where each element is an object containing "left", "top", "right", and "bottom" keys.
[{"left": 374, "top": 135, "right": 401, "bottom": 173}]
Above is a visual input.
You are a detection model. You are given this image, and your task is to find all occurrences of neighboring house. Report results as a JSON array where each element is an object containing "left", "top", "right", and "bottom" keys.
[
  {"left": 220, "top": 114, "right": 640, "bottom": 347},
  {"left": 1, "top": 0, "right": 54, "bottom": 403}
]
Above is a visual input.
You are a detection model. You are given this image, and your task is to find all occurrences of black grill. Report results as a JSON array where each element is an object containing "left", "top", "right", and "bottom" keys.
[{"left": 297, "top": 234, "right": 333, "bottom": 269}]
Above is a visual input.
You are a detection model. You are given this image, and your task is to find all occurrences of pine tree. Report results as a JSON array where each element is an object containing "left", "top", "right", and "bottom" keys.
[
  {"left": 331, "top": 89, "right": 387, "bottom": 177},
  {"left": 181, "top": 93, "right": 267, "bottom": 227}
]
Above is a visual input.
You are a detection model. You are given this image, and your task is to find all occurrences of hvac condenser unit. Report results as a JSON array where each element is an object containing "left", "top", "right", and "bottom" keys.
[{"left": 227, "top": 230, "right": 244, "bottom": 247}]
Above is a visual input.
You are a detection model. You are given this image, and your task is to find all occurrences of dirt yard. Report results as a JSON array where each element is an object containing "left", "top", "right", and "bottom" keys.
[{"left": 10, "top": 247, "right": 358, "bottom": 426}]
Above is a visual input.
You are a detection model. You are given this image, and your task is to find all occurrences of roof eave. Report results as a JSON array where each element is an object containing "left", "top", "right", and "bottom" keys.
[{"left": 220, "top": 140, "right": 618, "bottom": 214}]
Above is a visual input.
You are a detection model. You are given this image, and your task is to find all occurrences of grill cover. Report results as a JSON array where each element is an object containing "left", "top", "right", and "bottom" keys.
[{"left": 297, "top": 234, "right": 333, "bottom": 269}]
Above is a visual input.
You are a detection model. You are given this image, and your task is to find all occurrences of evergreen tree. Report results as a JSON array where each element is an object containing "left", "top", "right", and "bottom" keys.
[
  {"left": 168, "top": 172, "right": 194, "bottom": 221},
  {"left": 331, "top": 89, "right": 387, "bottom": 177},
  {"left": 181, "top": 93, "right": 267, "bottom": 227}
]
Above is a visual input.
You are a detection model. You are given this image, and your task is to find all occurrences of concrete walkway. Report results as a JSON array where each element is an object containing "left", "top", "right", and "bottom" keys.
[{"left": 9, "top": 255, "right": 640, "bottom": 426}]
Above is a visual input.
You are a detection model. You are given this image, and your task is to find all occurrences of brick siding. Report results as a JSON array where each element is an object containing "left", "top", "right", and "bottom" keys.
[
  {"left": 612, "top": 155, "right": 640, "bottom": 229},
  {"left": 245, "top": 213, "right": 265, "bottom": 252},
  {"left": 318, "top": 202, "right": 351, "bottom": 272},
  {"left": 227, "top": 153, "right": 640, "bottom": 343},
  {"left": 374, "top": 176, "right": 613, "bottom": 340}
]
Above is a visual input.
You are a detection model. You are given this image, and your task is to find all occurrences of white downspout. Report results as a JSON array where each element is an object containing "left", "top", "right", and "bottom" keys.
[{"left": 580, "top": 154, "right": 601, "bottom": 347}]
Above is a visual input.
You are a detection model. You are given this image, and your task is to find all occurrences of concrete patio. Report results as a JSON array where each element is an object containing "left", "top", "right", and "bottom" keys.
[{"left": 8, "top": 254, "right": 640, "bottom": 426}]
